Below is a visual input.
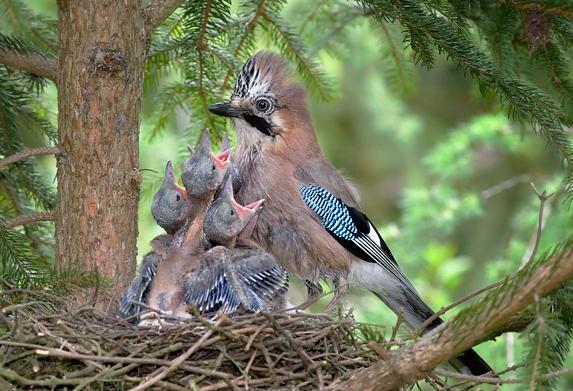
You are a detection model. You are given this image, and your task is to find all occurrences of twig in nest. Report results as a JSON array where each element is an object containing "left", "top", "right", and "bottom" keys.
[{"left": 131, "top": 318, "right": 224, "bottom": 391}]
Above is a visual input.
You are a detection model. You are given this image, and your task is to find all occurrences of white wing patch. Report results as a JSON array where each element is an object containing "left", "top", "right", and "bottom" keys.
[{"left": 366, "top": 222, "right": 381, "bottom": 246}]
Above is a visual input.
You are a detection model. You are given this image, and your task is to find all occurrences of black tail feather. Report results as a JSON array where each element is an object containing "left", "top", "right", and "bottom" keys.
[
  {"left": 452, "top": 348, "right": 494, "bottom": 376},
  {"left": 425, "top": 316, "right": 494, "bottom": 376},
  {"left": 372, "top": 290, "right": 494, "bottom": 376}
]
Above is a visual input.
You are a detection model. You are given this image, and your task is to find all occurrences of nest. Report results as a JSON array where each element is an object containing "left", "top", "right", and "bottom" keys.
[{"left": 0, "top": 290, "right": 383, "bottom": 390}]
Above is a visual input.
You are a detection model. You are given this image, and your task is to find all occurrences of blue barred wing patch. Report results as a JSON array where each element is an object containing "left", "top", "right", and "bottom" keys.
[{"left": 299, "top": 184, "right": 357, "bottom": 240}]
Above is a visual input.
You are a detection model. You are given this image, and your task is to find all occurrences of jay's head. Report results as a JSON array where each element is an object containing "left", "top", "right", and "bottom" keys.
[
  {"left": 182, "top": 129, "right": 230, "bottom": 199},
  {"left": 203, "top": 176, "right": 264, "bottom": 245},
  {"left": 208, "top": 51, "right": 313, "bottom": 154},
  {"left": 151, "top": 161, "right": 190, "bottom": 235}
]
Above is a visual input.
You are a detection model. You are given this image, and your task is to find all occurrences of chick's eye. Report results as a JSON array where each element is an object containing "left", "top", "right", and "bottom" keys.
[
  {"left": 211, "top": 164, "right": 216, "bottom": 171},
  {"left": 176, "top": 194, "right": 181, "bottom": 202},
  {"left": 230, "top": 209, "right": 234, "bottom": 216},
  {"left": 255, "top": 97, "right": 273, "bottom": 113}
]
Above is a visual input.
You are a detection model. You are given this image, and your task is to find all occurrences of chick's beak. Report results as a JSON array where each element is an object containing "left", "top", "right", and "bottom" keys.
[
  {"left": 245, "top": 199, "right": 265, "bottom": 212},
  {"left": 175, "top": 184, "right": 189, "bottom": 201},
  {"left": 216, "top": 149, "right": 231, "bottom": 164},
  {"left": 232, "top": 198, "right": 265, "bottom": 219},
  {"left": 211, "top": 152, "right": 230, "bottom": 171},
  {"left": 208, "top": 102, "right": 244, "bottom": 118}
]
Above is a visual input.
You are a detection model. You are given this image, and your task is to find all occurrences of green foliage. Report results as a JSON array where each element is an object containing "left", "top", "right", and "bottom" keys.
[
  {"left": 523, "top": 282, "right": 573, "bottom": 390},
  {"left": 144, "top": 0, "right": 331, "bottom": 149},
  {"left": 0, "top": 0, "right": 57, "bottom": 53},
  {"left": 359, "top": 0, "right": 573, "bottom": 202}
]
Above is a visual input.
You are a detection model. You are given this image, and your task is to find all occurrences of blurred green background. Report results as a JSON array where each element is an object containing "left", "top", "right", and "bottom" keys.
[{"left": 18, "top": 1, "right": 573, "bottom": 388}]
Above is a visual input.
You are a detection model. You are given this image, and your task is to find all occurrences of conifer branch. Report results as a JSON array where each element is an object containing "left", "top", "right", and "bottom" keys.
[
  {"left": 219, "top": 0, "right": 267, "bottom": 92},
  {"left": 4, "top": 212, "right": 55, "bottom": 229},
  {"left": 0, "top": 51, "right": 57, "bottom": 82},
  {"left": 194, "top": 0, "right": 218, "bottom": 131},
  {"left": 342, "top": 243, "right": 573, "bottom": 390},
  {"left": 433, "top": 365, "right": 573, "bottom": 385},
  {"left": 143, "top": 0, "right": 185, "bottom": 34},
  {"left": 0, "top": 146, "right": 60, "bottom": 170}
]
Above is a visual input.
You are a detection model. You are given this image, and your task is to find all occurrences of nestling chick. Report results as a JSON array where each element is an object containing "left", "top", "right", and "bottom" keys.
[
  {"left": 118, "top": 162, "right": 190, "bottom": 321},
  {"left": 182, "top": 129, "right": 230, "bottom": 202},
  {"left": 203, "top": 175, "right": 264, "bottom": 248},
  {"left": 220, "top": 133, "right": 242, "bottom": 192},
  {"left": 182, "top": 188, "right": 287, "bottom": 315},
  {"left": 151, "top": 161, "right": 190, "bottom": 235}
]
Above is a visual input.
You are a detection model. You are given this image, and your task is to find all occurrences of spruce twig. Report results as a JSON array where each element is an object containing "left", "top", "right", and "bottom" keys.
[
  {"left": 0, "top": 146, "right": 59, "bottom": 170},
  {"left": 0, "top": 52, "right": 57, "bottom": 81}
]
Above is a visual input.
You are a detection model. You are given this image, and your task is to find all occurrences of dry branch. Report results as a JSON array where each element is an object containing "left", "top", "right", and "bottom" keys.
[
  {"left": 143, "top": 0, "right": 185, "bottom": 34},
  {"left": 342, "top": 244, "right": 573, "bottom": 390},
  {"left": 0, "top": 146, "right": 59, "bottom": 170},
  {"left": 0, "top": 52, "right": 57, "bottom": 82},
  {"left": 4, "top": 212, "right": 54, "bottom": 229}
]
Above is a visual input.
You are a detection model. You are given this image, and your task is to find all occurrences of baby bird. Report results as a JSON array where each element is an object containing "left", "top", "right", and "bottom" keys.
[
  {"left": 118, "top": 161, "right": 190, "bottom": 321},
  {"left": 144, "top": 130, "right": 230, "bottom": 317},
  {"left": 203, "top": 175, "right": 264, "bottom": 248},
  {"left": 182, "top": 129, "right": 230, "bottom": 204},
  {"left": 182, "top": 177, "right": 288, "bottom": 315},
  {"left": 151, "top": 161, "right": 190, "bottom": 235}
]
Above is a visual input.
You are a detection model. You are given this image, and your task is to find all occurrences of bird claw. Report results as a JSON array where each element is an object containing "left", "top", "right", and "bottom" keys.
[{"left": 324, "top": 281, "right": 347, "bottom": 313}]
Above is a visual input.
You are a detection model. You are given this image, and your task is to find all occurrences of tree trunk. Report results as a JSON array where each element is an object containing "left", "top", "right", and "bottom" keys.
[{"left": 55, "top": 0, "right": 146, "bottom": 302}]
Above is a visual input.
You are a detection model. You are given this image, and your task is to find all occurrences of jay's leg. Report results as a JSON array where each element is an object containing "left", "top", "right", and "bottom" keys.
[
  {"left": 324, "top": 276, "right": 347, "bottom": 312},
  {"left": 297, "top": 280, "right": 323, "bottom": 310},
  {"left": 306, "top": 280, "right": 323, "bottom": 299}
]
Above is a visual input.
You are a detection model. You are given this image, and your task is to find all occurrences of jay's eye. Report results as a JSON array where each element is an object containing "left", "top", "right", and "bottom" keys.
[{"left": 255, "top": 97, "right": 273, "bottom": 113}]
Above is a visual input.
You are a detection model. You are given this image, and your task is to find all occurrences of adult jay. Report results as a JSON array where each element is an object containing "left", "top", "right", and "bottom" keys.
[{"left": 208, "top": 51, "right": 493, "bottom": 375}]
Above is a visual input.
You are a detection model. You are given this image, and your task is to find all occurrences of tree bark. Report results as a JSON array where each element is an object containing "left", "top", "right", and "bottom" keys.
[{"left": 55, "top": 0, "right": 146, "bottom": 301}]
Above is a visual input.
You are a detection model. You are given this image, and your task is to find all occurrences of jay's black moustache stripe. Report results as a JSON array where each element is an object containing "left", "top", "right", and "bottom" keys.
[{"left": 243, "top": 114, "right": 273, "bottom": 137}]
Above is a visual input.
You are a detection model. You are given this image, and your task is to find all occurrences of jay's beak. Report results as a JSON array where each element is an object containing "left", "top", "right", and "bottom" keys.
[{"left": 208, "top": 102, "right": 243, "bottom": 118}]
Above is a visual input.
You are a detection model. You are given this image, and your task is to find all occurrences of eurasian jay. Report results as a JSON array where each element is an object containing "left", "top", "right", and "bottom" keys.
[
  {"left": 118, "top": 161, "right": 191, "bottom": 321},
  {"left": 208, "top": 51, "right": 493, "bottom": 375}
]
